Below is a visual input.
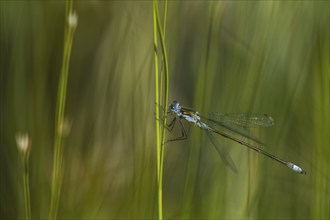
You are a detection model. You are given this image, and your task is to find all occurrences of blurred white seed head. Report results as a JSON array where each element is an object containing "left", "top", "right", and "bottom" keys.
[
  {"left": 68, "top": 11, "right": 78, "bottom": 29},
  {"left": 58, "top": 118, "right": 72, "bottom": 136},
  {"left": 15, "top": 132, "right": 31, "bottom": 155}
]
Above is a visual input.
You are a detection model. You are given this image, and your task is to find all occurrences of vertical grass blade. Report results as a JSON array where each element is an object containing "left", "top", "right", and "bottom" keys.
[
  {"left": 152, "top": 1, "right": 162, "bottom": 219},
  {"left": 22, "top": 153, "right": 31, "bottom": 220},
  {"left": 153, "top": 1, "right": 169, "bottom": 219},
  {"left": 49, "top": 0, "right": 77, "bottom": 219}
]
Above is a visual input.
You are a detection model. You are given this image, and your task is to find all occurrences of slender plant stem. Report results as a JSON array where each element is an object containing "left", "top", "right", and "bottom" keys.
[
  {"left": 49, "top": 0, "right": 76, "bottom": 219},
  {"left": 158, "top": 0, "right": 168, "bottom": 104},
  {"left": 153, "top": 1, "right": 169, "bottom": 219},
  {"left": 152, "top": 1, "right": 162, "bottom": 219},
  {"left": 155, "top": 1, "right": 169, "bottom": 144},
  {"left": 22, "top": 154, "right": 31, "bottom": 220},
  {"left": 163, "top": 0, "right": 168, "bottom": 38},
  {"left": 156, "top": 2, "right": 169, "bottom": 219}
]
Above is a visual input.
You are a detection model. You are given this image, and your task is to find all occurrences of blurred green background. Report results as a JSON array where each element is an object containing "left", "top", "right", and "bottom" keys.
[{"left": 1, "top": 1, "right": 329, "bottom": 219}]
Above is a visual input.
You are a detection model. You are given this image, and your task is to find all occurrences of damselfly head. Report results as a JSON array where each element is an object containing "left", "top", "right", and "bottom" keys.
[{"left": 169, "top": 100, "right": 181, "bottom": 113}]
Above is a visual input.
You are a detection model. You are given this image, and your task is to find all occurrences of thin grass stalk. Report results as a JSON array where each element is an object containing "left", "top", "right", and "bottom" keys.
[
  {"left": 49, "top": 0, "right": 76, "bottom": 219},
  {"left": 155, "top": 0, "right": 169, "bottom": 205},
  {"left": 158, "top": 0, "right": 168, "bottom": 113},
  {"left": 163, "top": 1, "right": 168, "bottom": 39},
  {"left": 152, "top": 1, "right": 162, "bottom": 219},
  {"left": 15, "top": 133, "right": 31, "bottom": 219},
  {"left": 22, "top": 153, "right": 31, "bottom": 220},
  {"left": 157, "top": 3, "right": 169, "bottom": 220},
  {"left": 153, "top": 1, "right": 169, "bottom": 219}
]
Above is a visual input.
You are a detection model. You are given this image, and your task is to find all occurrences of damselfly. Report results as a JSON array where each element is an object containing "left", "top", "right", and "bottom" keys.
[{"left": 161, "top": 100, "right": 306, "bottom": 174}]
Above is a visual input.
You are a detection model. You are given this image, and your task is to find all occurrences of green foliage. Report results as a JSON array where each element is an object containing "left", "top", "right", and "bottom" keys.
[{"left": 1, "top": 1, "right": 329, "bottom": 219}]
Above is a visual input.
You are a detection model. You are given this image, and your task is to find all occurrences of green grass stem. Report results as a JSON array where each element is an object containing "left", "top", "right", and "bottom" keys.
[
  {"left": 152, "top": 1, "right": 162, "bottom": 219},
  {"left": 22, "top": 153, "right": 31, "bottom": 220},
  {"left": 49, "top": 0, "right": 76, "bottom": 219},
  {"left": 153, "top": 1, "right": 169, "bottom": 219},
  {"left": 156, "top": 5, "right": 169, "bottom": 220}
]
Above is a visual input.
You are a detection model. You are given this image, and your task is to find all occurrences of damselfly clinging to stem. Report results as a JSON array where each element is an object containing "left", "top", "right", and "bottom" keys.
[{"left": 160, "top": 100, "right": 306, "bottom": 174}]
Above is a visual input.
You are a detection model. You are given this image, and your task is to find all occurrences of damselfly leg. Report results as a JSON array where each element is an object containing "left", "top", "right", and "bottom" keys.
[{"left": 159, "top": 115, "right": 188, "bottom": 143}]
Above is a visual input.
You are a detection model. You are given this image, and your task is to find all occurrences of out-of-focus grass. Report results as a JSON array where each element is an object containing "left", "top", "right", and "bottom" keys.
[{"left": 1, "top": 1, "right": 329, "bottom": 220}]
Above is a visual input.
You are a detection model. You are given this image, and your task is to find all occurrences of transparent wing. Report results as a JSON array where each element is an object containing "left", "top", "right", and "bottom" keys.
[
  {"left": 209, "top": 113, "right": 275, "bottom": 127},
  {"left": 204, "top": 113, "right": 274, "bottom": 145},
  {"left": 205, "top": 131, "right": 238, "bottom": 173}
]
